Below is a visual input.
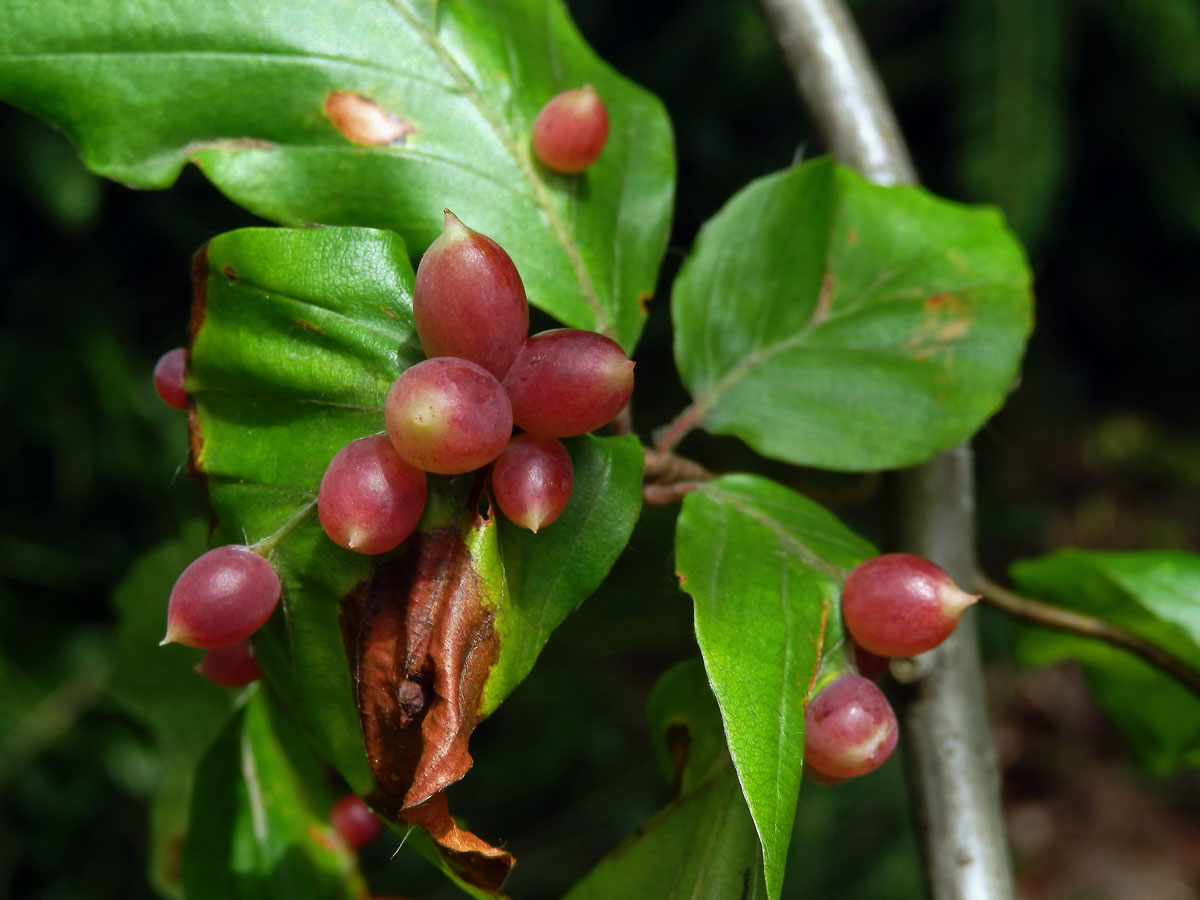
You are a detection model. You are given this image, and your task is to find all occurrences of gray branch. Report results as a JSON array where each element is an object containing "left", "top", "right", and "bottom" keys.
[{"left": 758, "top": 1, "right": 1015, "bottom": 897}]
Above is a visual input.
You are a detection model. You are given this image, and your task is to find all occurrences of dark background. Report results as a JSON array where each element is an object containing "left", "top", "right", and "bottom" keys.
[{"left": 2, "top": 0, "right": 1199, "bottom": 897}]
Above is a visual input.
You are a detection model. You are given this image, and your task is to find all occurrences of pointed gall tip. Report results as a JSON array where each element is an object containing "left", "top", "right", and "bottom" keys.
[
  {"left": 942, "top": 584, "right": 981, "bottom": 617},
  {"left": 525, "top": 508, "right": 547, "bottom": 533}
]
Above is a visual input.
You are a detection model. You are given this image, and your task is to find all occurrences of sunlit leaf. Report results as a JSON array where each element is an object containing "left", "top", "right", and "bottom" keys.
[
  {"left": 675, "top": 474, "right": 875, "bottom": 898},
  {"left": 670, "top": 158, "right": 1032, "bottom": 470},
  {"left": 0, "top": 0, "right": 675, "bottom": 350}
]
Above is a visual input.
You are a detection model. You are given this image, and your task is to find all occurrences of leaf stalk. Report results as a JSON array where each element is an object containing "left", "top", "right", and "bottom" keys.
[{"left": 976, "top": 572, "right": 1200, "bottom": 699}]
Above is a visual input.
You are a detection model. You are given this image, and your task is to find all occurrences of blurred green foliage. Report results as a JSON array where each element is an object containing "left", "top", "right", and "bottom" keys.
[{"left": 2, "top": 0, "right": 1198, "bottom": 897}]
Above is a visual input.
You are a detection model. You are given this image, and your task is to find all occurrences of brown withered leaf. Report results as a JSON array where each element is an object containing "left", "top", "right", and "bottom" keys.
[
  {"left": 342, "top": 486, "right": 512, "bottom": 892},
  {"left": 404, "top": 793, "right": 514, "bottom": 894}
]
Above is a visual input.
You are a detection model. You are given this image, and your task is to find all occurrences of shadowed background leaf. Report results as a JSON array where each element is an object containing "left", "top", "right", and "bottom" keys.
[{"left": 1010, "top": 550, "right": 1200, "bottom": 771}]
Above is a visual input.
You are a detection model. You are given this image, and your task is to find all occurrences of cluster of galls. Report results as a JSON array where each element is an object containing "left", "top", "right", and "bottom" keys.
[
  {"left": 151, "top": 88, "right": 620, "bottom": 683},
  {"left": 325, "top": 206, "right": 634, "bottom": 558},
  {"left": 330, "top": 207, "right": 633, "bottom": 556},
  {"left": 803, "top": 554, "right": 979, "bottom": 783}
]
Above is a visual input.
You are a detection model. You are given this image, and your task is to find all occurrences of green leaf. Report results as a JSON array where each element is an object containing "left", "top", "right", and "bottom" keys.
[
  {"left": 1010, "top": 549, "right": 1200, "bottom": 771},
  {"left": 564, "top": 659, "right": 767, "bottom": 900},
  {"left": 0, "top": 0, "right": 675, "bottom": 350},
  {"left": 191, "top": 225, "right": 418, "bottom": 793},
  {"left": 669, "top": 158, "right": 1033, "bottom": 470},
  {"left": 110, "top": 522, "right": 237, "bottom": 899},
  {"left": 187, "top": 225, "right": 642, "bottom": 871},
  {"left": 485, "top": 432, "right": 644, "bottom": 713},
  {"left": 674, "top": 474, "right": 876, "bottom": 899},
  {"left": 182, "top": 687, "right": 368, "bottom": 900}
]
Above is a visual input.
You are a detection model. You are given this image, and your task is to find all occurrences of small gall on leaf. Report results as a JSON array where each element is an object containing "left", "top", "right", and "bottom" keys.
[
  {"left": 804, "top": 673, "right": 898, "bottom": 780},
  {"left": 162, "top": 545, "right": 281, "bottom": 649},
  {"left": 840, "top": 553, "right": 979, "bottom": 658},
  {"left": 532, "top": 84, "right": 609, "bottom": 174},
  {"left": 324, "top": 91, "right": 417, "bottom": 146}
]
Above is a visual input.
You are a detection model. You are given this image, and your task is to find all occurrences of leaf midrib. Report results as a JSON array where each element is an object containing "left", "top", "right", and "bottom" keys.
[{"left": 700, "top": 485, "right": 853, "bottom": 583}]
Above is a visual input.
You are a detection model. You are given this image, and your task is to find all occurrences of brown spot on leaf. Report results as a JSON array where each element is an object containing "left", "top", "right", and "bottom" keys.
[
  {"left": 221, "top": 265, "right": 238, "bottom": 281},
  {"left": 163, "top": 834, "right": 183, "bottom": 887},
  {"left": 924, "top": 293, "right": 967, "bottom": 316},
  {"left": 846, "top": 228, "right": 858, "bottom": 247},
  {"left": 381, "top": 306, "right": 399, "bottom": 319},
  {"left": 293, "top": 318, "right": 325, "bottom": 336},
  {"left": 342, "top": 485, "right": 508, "bottom": 891},
  {"left": 308, "top": 822, "right": 340, "bottom": 853},
  {"left": 937, "top": 319, "right": 970, "bottom": 341},
  {"left": 908, "top": 292, "right": 972, "bottom": 359},
  {"left": 188, "top": 244, "right": 210, "bottom": 344},
  {"left": 324, "top": 91, "right": 418, "bottom": 146},
  {"left": 637, "top": 291, "right": 654, "bottom": 315},
  {"left": 186, "top": 246, "right": 210, "bottom": 483}
]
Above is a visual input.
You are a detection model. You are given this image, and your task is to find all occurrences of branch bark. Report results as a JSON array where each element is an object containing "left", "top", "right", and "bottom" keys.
[{"left": 759, "top": 1, "right": 1015, "bottom": 896}]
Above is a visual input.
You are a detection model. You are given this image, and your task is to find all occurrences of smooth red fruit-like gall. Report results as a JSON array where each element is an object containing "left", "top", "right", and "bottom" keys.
[
  {"left": 804, "top": 673, "right": 898, "bottom": 780},
  {"left": 852, "top": 643, "right": 891, "bottom": 682},
  {"left": 318, "top": 435, "right": 427, "bottom": 555},
  {"left": 153, "top": 347, "right": 188, "bottom": 410},
  {"left": 197, "top": 640, "right": 263, "bottom": 687},
  {"left": 162, "top": 546, "right": 281, "bottom": 649},
  {"left": 492, "top": 435, "right": 574, "bottom": 532},
  {"left": 532, "top": 84, "right": 609, "bottom": 174},
  {"left": 384, "top": 357, "right": 513, "bottom": 475},
  {"left": 331, "top": 794, "right": 383, "bottom": 849},
  {"left": 502, "top": 329, "right": 634, "bottom": 438},
  {"left": 841, "top": 553, "right": 979, "bottom": 658},
  {"left": 413, "top": 210, "right": 529, "bottom": 379}
]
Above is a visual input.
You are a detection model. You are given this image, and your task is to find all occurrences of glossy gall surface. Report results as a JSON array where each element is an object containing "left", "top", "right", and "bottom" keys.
[
  {"left": 318, "top": 434, "right": 427, "bottom": 555},
  {"left": 491, "top": 434, "right": 574, "bottom": 532},
  {"left": 385, "top": 357, "right": 513, "bottom": 475},
  {"left": 532, "top": 84, "right": 609, "bottom": 174},
  {"left": 501, "top": 329, "right": 634, "bottom": 438},
  {"left": 841, "top": 553, "right": 979, "bottom": 658},
  {"left": 804, "top": 673, "right": 898, "bottom": 780},
  {"left": 163, "top": 545, "right": 281, "bottom": 650},
  {"left": 413, "top": 210, "right": 529, "bottom": 379}
]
